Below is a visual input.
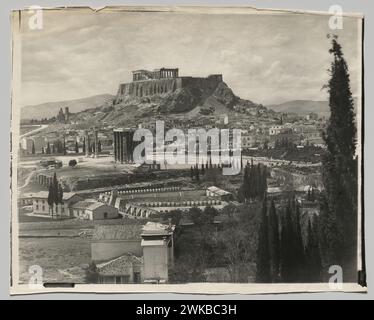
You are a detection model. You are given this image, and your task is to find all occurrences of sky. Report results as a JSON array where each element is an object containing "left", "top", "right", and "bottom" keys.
[{"left": 17, "top": 8, "right": 362, "bottom": 107}]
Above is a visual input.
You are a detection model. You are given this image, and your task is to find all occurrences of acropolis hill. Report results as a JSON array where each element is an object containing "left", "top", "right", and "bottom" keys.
[{"left": 115, "top": 67, "right": 224, "bottom": 103}]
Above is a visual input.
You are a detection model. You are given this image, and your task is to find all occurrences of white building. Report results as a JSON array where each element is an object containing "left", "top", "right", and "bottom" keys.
[{"left": 71, "top": 200, "right": 119, "bottom": 220}]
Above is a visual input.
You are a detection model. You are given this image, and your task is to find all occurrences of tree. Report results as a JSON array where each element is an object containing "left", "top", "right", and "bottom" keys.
[
  {"left": 47, "top": 183, "right": 55, "bottom": 219},
  {"left": 190, "top": 166, "right": 194, "bottom": 180},
  {"left": 293, "top": 202, "right": 306, "bottom": 280},
  {"left": 280, "top": 200, "right": 299, "bottom": 282},
  {"left": 46, "top": 142, "right": 51, "bottom": 154},
  {"left": 195, "top": 165, "right": 200, "bottom": 182},
  {"left": 268, "top": 200, "right": 280, "bottom": 282},
  {"left": 69, "top": 159, "right": 77, "bottom": 167},
  {"left": 31, "top": 141, "right": 35, "bottom": 154},
  {"left": 256, "top": 197, "right": 271, "bottom": 282},
  {"left": 63, "top": 137, "right": 66, "bottom": 155},
  {"left": 57, "top": 184, "right": 64, "bottom": 218},
  {"left": 320, "top": 36, "right": 358, "bottom": 281},
  {"left": 305, "top": 217, "right": 322, "bottom": 282},
  {"left": 52, "top": 143, "right": 55, "bottom": 154},
  {"left": 82, "top": 138, "right": 86, "bottom": 154},
  {"left": 98, "top": 140, "right": 102, "bottom": 153},
  {"left": 75, "top": 141, "right": 79, "bottom": 153},
  {"left": 53, "top": 172, "right": 59, "bottom": 218}
]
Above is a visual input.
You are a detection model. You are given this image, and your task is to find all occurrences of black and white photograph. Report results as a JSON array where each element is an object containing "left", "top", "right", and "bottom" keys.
[{"left": 9, "top": 5, "right": 365, "bottom": 294}]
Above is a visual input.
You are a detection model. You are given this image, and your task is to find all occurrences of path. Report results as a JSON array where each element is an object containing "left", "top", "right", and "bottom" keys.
[{"left": 20, "top": 124, "right": 48, "bottom": 138}]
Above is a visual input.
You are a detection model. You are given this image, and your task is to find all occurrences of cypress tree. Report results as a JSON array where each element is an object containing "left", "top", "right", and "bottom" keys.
[
  {"left": 57, "top": 184, "right": 64, "bottom": 217},
  {"left": 83, "top": 138, "right": 86, "bottom": 154},
  {"left": 47, "top": 183, "right": 54, "bottom": 219},
  {"left": 320, "top": 35, "right": 358, "bottom": 281},
  {"left": 268, "top": 199, "right": 280, "bottom": 282},
  {"left": 280, "top": 200, "right": 296, "bottom": 282},
  {"left": 305, "top": 217, "right": 322, "bottom": 282},
  {"left": 294, "top": 202, "right": 306, "bottom": 281},
  {"left": 31, "top": 141, "right": 35, "bottom": 154},
  {"left": 75, "top": 141, "right": 79, "bottom": 153},
  {"left": 256, "top": 197, "right": 271, "bottom": 282},
  {"left": 53, "top": 172, "right": 59, "bottom": 217}
]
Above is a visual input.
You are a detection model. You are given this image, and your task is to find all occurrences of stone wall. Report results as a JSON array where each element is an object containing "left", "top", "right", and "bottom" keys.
[{"left": 115, "top": 74, "right": 223, "bottom": 103}]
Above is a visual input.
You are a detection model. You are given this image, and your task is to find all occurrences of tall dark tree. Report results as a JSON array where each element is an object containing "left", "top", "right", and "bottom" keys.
[
  {"left": 305, "top": 217, "right": 322, "bottom": 282},
  {"left": 190, "top": 166, "right": 194, "bottom": 180},
  {"left": 293, "top": 203, "right": 306, "bottom": 280},
  {"left": 75, "top": 141, "right": 79, "bottom": 153},
  {"left": 57, "top": 184, "right": 64, "bottom": 218},
  {"left": 52, "top": 172, "right": 59, "bottom": 218},
  {"left": 256, "top": 197, "right": 271, "bottom": 283},
  {"left": 82, "top": 138, "right": 86, "bottom": 154},
  {"left": 195, "top": 165, "right": 200, "bottom": 182},
  {"left": 31, "top": 141, "right": 35, "bottom": 154},
  {"left": 47, "top": 183, "right": 55, "bottom": 219},
  {"left": 280, "top": 200, "right": 297, "bottom": 282},
  {"left": 63, "top": 137, "right": 66, "bottom": 155},
  {"left": 320, "top": 36, "right": 358, "bottom": 281},
  {"left": 98, "top": 140, "right": 102, "bottom": 153},
  {"left": 52, "top": 143, "right": 55, "bottom": 154},
  {"left": 201, "top": 163, "right": 205, "bottom": 175},
  {"left": 46, "top": 142, "right": 51, "bottom": 154},
  {"left": 268, "top": 199, "right": 280, "bottom": 282}
]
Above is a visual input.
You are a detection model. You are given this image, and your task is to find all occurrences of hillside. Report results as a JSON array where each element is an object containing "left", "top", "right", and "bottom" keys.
[
  {"left": 268, "top": 97, "right": 359, "bottom": 117},
  {"left": 69, "top": 80, "right": 261, "bottom": 127},
  {"left": 21, "top": 94, "right": 115, "bottom": 120},
  {"left": 268, "top": 100, "right": 329, "bottom": 116}
]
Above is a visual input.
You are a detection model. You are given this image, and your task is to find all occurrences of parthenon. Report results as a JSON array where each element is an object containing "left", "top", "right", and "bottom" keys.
[{"left": 132, "top": 68, "right": 179, "bottom": 81}]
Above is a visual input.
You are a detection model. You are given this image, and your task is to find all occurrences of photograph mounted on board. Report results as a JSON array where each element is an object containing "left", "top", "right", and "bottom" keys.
[{"left": 10, "top": 6, "right": 365, "bottom": 294}]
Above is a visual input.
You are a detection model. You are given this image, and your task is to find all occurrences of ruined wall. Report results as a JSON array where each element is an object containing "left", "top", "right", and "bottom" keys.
[{"left": 115, "top": 74, "right": 223, "bottom": 103}]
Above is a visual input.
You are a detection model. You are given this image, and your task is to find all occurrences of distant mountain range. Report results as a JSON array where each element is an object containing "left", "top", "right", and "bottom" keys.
[
  {"left": 267, "top": 100, "right": 330, "bottom": 116},
  {"left": 21, "top": 94, "right": 115, "bottom": 120},
  {"left": 268, "top": 98, "right": 358, "bottom": 117}
]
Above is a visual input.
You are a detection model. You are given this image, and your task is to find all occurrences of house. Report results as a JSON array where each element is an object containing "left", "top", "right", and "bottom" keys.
[
  {"left": 71, "top": 200, "right": 119, "bottom": 220},
  {"left": 91, "top": 222, "right": 175, "bottom": 283},
  {"left": 31, "top": 191, "right": 82, "bottom": 217},
  {"left": 96, "top": 253, "right": 143, "bottom": 284},
  {"left": 206, "top": 186, "right": 233, "bottom": 201}
]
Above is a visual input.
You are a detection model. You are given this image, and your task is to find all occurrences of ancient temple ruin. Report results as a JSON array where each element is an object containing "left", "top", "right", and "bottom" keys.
[{"left": 115, "top": 67, "right": 223, "bottom": 103}]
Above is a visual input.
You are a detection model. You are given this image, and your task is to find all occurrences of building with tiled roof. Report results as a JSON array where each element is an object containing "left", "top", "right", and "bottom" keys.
[
  {"left": 71, "top": 199, "right": 119, "bottom": 220},
  {"left": 96, "top": 253, "right": 143, "bottom": 284},
  {"left": 91, "top": 222, "right": 175, "bottom": 284},
  {"left": 28, "top": 191, "right": 82, "bottom": 218}
]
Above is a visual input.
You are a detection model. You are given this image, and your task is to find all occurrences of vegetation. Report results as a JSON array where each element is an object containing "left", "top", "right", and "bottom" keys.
[
  {"left": 238, "top": 160, "right": 268, "bottom": 202},
  {"left": 69, "top": 159, "right": 77, "bottom": 167},
  {"left": 319, "top": 36, "right": 358, "bottom": 282},
  {"left": 47, "top": 172, "right": 64, "bottom": 219}
]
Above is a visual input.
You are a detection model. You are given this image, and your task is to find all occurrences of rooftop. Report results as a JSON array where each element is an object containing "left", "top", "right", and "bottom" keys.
[
  {"left": 71, "top": 200, "right": 111, "bottom": 211},
  {"left": 96, "top": 253, "right": 143, "bottom": 275},
  {"left": 24, "top": 191, "right": 79, "bottom": 201},
  {"left": 92, "top": 224, "right": 144, "bottom": 241},
  {"left": 92, "top": 222, "right": 174, "bottom": 241}
]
